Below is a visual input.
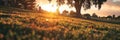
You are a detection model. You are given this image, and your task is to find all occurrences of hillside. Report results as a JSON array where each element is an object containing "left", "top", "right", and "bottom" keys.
[{"left": 0, "top": 7, "right": 120, "bottom": 40}]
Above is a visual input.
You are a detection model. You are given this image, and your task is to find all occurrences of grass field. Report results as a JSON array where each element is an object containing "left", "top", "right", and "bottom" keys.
[{"left": 0, "top": 7, "right": 120, "bottom": 40}]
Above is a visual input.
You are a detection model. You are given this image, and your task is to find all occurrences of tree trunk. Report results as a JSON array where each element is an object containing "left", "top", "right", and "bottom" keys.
[
  {"left": 75, "top": 0, "right": 82, "bottom": 17},
  {"left": 75, "top": 5, "right": 81, "bottom": 17}
]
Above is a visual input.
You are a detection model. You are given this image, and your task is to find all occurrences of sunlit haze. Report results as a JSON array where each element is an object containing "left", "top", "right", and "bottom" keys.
[
  {"left": 36, "top": 0, "right": 76, "bottom": 13},
  {"left": 36, "top": 0, "right": 120, "bottom": 17},
  {"left": 41, "top": 4, "right": 57, "bottom": 12}
]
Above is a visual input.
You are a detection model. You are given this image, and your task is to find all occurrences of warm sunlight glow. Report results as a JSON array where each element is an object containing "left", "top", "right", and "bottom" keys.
[
  {"left": 41, "top": 4, "right": 57, "bottom": 12},
  {"left": 59, "top": 5, "right": 69, "bottom": 13},
  {"left": 39, "top": 4, "right": 76, "bottom": 13},
  {"left": 59, "top": 5, "right": 76, "bottom": 14},
  {"left": 36, "top": 0, "right": 76, "bottom": 13},
  {"left": 36, "top": 0, "right": 76, "bottom": 14}
]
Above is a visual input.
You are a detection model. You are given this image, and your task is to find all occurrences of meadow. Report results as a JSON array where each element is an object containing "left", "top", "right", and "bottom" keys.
[{"left": 0, "top": 7, "right": 120, "bottom": 40}]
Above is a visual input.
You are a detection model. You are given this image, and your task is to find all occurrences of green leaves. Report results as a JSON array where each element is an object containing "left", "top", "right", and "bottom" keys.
[
  {"left": 92, "top": 0, "right": 107, "bottom": 9},
  {"left": 55, "top": 0, "right": 107, "bottom": 10}
]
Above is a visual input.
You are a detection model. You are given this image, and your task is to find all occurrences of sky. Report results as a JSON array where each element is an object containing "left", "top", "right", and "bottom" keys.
[
  {"left": 82, "top": 0, "right": 120, "bottom": 17},
  {"left": 36, "top": 0, "right": 120, "bottom": 17}
]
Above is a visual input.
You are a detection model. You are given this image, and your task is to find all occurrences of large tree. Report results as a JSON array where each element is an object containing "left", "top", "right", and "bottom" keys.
[{"left": 55, "top": 0, "right": 107, "bottom": 17}]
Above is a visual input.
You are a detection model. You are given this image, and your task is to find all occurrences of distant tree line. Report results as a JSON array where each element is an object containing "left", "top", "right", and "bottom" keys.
[
  {"left": 106, "top": 15, "right": 120, "bottom": 20},
  {"left": 81, "top": 13, "right": 120, "bottom": 20},
  {"left": 0, "top": 0, "right": 36, "bottom": 10},
  {"left": 61, "top": 10, "right": 120, "bottom": 20}
]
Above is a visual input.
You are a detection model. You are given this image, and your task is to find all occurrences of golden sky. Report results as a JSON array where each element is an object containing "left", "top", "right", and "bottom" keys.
[{"left": 36, "top": 0, "right": 120, "bottom": 17}]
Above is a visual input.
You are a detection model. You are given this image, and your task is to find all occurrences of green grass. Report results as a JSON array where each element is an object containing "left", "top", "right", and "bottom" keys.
[{"left": 0, "top": 7, "right": 120, "bottom": 40}]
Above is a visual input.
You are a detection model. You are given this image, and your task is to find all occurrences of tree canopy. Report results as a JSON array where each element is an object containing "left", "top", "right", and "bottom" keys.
[
  {"left": 56, "top": 0, "right": 107, "bottom": 10},
  {"left": 54, "top": 0, "right": 107, "bottom": 17},
  {"left": 0, "top": 0, "right": 36, "bottom": 10}
]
